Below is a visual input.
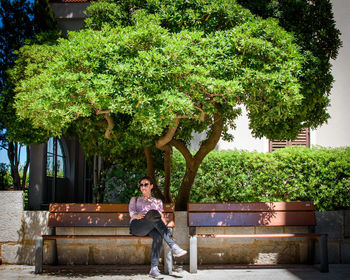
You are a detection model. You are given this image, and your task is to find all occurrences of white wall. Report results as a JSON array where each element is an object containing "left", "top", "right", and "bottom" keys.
[
  {"left": 217, "top": 106, "right": 269, "bottom": 152},
  {"left": 312, "top": 0, "right": 350, "bottom": 148}
]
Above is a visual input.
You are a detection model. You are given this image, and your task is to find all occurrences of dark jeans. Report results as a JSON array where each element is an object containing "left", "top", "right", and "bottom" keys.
[{"left": 130, "top": 210, "right": 175, "bottom": 267}]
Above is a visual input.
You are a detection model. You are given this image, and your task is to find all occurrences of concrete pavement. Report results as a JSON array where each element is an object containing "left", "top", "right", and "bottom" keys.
[{"left": 1, "top": 264, "right": 350, "bottom": 280}]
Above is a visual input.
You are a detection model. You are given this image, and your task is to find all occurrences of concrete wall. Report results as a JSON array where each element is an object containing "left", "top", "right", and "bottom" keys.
[
  {"left": 1, "top": 191, "right": 349, "bottom": 266},
  {"left": 50, "top": 3, "right": 90, "bottom": 34}
]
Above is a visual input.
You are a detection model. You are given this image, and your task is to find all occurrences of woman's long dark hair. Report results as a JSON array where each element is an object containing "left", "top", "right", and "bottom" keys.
[{"left": 138, "top": 175, "right": 154, "bottom": 185}]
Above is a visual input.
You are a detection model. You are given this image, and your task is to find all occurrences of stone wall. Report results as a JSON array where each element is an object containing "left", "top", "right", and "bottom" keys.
[
  {"left": 0, "top": 191, "right": 50, "bottom": 264},
  {"left": 1, "top": 191, "right": 349, "bottom": 265},
  {"left": 316, "top": 211, "right": 350, "bottom": 264}
]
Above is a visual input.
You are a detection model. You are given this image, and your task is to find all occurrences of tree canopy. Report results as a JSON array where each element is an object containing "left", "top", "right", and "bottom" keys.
[
  {"left": 10, "top": 0, "right": 341, "bottom": 208},
  {"left": 237, "top": 0, "right": 342, "bottom": 129}
]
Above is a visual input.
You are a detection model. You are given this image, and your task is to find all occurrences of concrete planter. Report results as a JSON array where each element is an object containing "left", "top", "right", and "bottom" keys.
[{"left": 0, "top": 191, "right": 24, "bottom": 264}]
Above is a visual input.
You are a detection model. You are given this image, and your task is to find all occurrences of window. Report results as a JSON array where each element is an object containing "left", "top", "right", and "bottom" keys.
[
  {"left": 269, "top": 128, "right": 310, "bottom": 152},
  {"left": 46, "top": 137, "right": 66, "bottom": 178}
]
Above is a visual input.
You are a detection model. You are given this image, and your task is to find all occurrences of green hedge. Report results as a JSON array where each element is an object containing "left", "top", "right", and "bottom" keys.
[{"left": 170, "top": 146, "right": 350, "bottom": 211}]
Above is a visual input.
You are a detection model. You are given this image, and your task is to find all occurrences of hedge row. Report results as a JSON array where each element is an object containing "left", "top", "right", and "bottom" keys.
[{"left": 170, "top": 146, "right": 350, "bottom": 211}]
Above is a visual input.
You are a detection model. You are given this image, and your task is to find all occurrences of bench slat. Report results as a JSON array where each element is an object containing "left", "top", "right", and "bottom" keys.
[
  {"left": 188, "top": 211, "right": 316, "bottom": 227},
  {"left": 42, "top": 235, "right": 152, "bottom": 239},
  {"left": 194, "top": 233, "right": 323, "bottom": 239},
  {"left": 48, "top": 213, "right": 175, "bottom": 227},
  {"left": 188, "top": 202, "right": 314, "bottom": 212},
  {"left": 49, "top": 203, "right": 174, "bottom": 213}
]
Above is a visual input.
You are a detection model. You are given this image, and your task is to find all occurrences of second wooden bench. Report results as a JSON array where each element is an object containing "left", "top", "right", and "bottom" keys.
[{"left": 188, "top": 202, "right": 328, "bottom": 273}]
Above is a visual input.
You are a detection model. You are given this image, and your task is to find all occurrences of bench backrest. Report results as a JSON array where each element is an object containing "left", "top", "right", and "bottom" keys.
[
  {"left": 48, "top": 203, "right": 175, "bottom": 228},
  {"left": 188, "top": 202, "right": 316, "bottom": 227}
]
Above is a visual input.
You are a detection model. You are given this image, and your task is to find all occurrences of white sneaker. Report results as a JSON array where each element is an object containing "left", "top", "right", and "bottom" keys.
[
  {"left": 171, "top": 244, "right": 187, "bottom": 257},
  {"left": 149, "top": 266, "right": 164, "bottom": 279}
]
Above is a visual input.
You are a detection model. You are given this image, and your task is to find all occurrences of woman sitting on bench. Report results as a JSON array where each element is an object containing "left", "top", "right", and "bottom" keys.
[{"left": 129, "top": 176, "right": 187, "bottom": 279}]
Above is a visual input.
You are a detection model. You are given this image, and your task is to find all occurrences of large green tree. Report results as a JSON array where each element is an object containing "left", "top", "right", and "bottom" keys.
[
  {"left": 82, "top": 0, "right": 341, "bottom": 209},
  {"left": 0, "top": 0, "right": 57, "bottom": 189},
  {"left": 11, "top": 0, "right": 341, "bottom": 209}
]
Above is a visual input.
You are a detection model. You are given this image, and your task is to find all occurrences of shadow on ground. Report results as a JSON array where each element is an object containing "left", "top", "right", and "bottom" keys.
[{"left": 43, "top": 264, "right": 151, "bottom": 277}]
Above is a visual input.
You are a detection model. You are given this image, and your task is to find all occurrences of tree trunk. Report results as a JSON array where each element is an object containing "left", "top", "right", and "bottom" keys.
[
  {"left": 163, "top": 145, "right": 172, "bottom": 203},
  {"left": 93, "top": 155, "right": 105, "bottom": 203},
  {"left": 8, "top": 141, "right": 21, "bottom": 190},
  {"left": 172, "top": 113, "right": 223, "bottom": 210},
  {"left": 174, "top": 162, "right": 200, "bottom": 210},
  {"left": 143, "top": 146, "right": 165, "bottom": 201}
]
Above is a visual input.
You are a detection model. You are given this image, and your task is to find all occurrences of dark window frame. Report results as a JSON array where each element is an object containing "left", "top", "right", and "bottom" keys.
[{"left": 46, "top": 137, "right": 66, "bottom": 178}]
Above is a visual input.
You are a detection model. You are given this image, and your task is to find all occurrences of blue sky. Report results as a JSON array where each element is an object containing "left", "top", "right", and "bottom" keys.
[{"left": 0, "top": 149, "right": 10, "bottom": 165}]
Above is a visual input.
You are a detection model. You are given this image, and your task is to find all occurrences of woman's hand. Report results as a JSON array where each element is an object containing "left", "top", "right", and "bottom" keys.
[{"left": 133, "top": 213, "right": 145, "bottom": 220}]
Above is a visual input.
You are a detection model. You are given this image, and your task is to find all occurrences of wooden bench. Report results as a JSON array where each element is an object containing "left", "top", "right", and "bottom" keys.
[
  {"left": 35, "top": 203, "right": 175, "bottom": 274},
  {"left": 188, "top": 202, "right": 328, "bottom": 273}
]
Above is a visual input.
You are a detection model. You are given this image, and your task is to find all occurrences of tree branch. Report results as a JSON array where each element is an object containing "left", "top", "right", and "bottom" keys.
[
  {"left": 195, "top": 113, "right": 223, "bottom": 163},
  {"left": 169, "top": 138, "right": 194, "bottom": 165},
  {"left": 96, "top": 109, "right": 114, "bottom": 139},
  {"left": 155, "top": 117, "right": 180, "bottom": 150},
  {"left": 195, "top": 106, "right": 205, "bottom": 122},
  {"left": 0, "top": 143, "right": 8, "bottom": 151},
  {"left": 156, "top": 106, "right": 205, "bottom": 150}
]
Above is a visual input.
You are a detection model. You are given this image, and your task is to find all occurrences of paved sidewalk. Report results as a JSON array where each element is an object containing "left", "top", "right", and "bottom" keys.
[{"left": 1, "top": 264, "right": 350, "bottom": 280}]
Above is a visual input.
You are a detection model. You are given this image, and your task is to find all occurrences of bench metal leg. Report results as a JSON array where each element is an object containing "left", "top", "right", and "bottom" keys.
[
  {"left": 48, "top": 228, "right": 58, "bottom": 265},
  {"left": 320, "top": 235, "right": 329, "bottom": 273},
  {"left": 307, "top": 238, "right": 315, "bottom": 265},
  {"left": 189, "top": 235, "right": 197, "bottom": 273},
  {"left": 49, "top": 239, "right": 58, "bottom": 265},
  {"left": 164, "top": 243, "right": 173, "bottom": 275},
  {"left": 35, "top": 236, "right": 43, "bottom": 274}
]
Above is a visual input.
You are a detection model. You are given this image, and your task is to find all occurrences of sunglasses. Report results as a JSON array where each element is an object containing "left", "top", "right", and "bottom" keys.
[{"left": 139, "top": 183, "right": 150, "bottom": 187}]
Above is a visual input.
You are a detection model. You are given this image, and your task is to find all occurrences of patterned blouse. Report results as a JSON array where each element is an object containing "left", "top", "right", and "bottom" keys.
[{"left": 128, "top": 196, "right": 163, "bottom": 222}]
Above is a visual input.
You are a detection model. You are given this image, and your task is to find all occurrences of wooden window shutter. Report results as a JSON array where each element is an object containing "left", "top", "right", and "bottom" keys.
[{"left": 269, "top": 128, "right": 310, "bottom": 152}]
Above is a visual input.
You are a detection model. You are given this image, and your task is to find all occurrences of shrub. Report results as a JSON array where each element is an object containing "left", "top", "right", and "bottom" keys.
[
  {"left": 0, "top": 163, "right": 11, "bottom": 190},
  {"left": 97, "top": 164, "right": 143, "bottom": 203},
  {"left": 171, "top": 146, "right": 350, "bottom": 211}
]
